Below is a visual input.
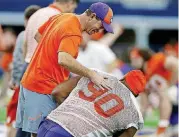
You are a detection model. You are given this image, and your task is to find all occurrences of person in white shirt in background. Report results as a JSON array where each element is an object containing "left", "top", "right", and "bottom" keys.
[
  {"left": 77, "top": 23, "right": 123, "bottom": 74},
  {"left": 163, "top": 42, "right": 178, "bottom": 137},
  {"left": 23, "top": 0, "right": 79, "bottom": 67}
]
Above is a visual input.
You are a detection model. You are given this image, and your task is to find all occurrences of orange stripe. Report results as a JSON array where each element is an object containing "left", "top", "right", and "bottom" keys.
[{"left": 104, "top": 8, "right": 113, "bottom": 24}]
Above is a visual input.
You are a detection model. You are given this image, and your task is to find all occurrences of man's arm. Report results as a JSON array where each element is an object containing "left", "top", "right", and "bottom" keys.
[
  {"left": 58, "top": 52, "right": 111, "bottom": 90},
  {"left": 34, "top": 32, "right": 42, "bottom": 43},
  {"left": 58, "top": 52, "right": 93, "bottom": 78},
  {"left": 117, "top": 127, "right": 137, "bottom": 137},
  {"left": 98, "top": 24, "right": 123, "bottom": 47},
  {"left": 23, "top": 39, "right": 27, "bottom": 59},
  {"left": 52, "top": 76, "right": 81, "bottom": 104},
  {"left": 164, "top": 55, "right": 178, "bottom": 85},
  {"left": 10, "top": 31, "right": 25, "bottom": 89},
  {"left": 99, "top": 46, "right": 117, "bottom": 73},
  {"left": 140, "top": 91, "right": 150, "bottom": 117}
]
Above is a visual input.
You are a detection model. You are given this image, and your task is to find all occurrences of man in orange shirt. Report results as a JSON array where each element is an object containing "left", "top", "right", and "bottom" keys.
[
  {"left": 0, "top": 28, "right": 16, "bottom": 102},
  {"left": 129, "top": 48, "right": 178, "bottom": 136},
  {"left": 16, "top": 2, "right": 114, "bottom": 137}
]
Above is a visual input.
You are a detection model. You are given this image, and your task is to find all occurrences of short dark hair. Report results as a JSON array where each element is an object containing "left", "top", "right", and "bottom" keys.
[
  {"left": 138, "top": 49, "right": 154, "bottom": 61},
  {"left": 24, "top": 5, "right": 41, "bottom": 20},
  {"left": 85, "top": 9, "right": 100, "bottom": 20},
  {"left": 75, "top": 0, "right": 80, "bottom": 3},
  {"left": 85, "top": 9, "right": 93, "bottom": 16},
  {"left": 55, "top": 0, "right": 80, "bottom": 4},
  {"left": 128, "top": 48, "right": 154, "bottom": 62},
  {"left": 3, "top": 27, "right": 16, "bottom": 36}
]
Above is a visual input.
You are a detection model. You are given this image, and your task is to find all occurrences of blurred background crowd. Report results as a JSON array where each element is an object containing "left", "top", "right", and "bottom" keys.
[{"left": 0, "top": 0, "right": 178, "bottom": 137}]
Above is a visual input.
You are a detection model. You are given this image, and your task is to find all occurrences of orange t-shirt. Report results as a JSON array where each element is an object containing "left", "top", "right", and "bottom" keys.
[
  {"left": 145, "top": 53, "right": 171, "bottom": 82},
  {"left": 0, "top": 53, "right": 13, "bottom": 71},
  {"left": 0, "top": 25, "right": 14, "bottom": 72},
  {"left": 21, "top": 13, "right": 82, "bottom": 94}
]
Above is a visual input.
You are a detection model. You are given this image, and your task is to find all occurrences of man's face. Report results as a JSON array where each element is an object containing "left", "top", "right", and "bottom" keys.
[
  {"left": 165, "top": 50, "right": 177, "bottom": 57},
  {"left": 66, "top": 1, "right": 78, "bottom": 13},
  {"left": 3, "top": 31, "right": 16, "bottom": 47},
  {"left": 130, "top": 56, "right": 144, "bottom": 69},
  {"left": 85, "top": 14, "right": 104, "bottom": 35}
]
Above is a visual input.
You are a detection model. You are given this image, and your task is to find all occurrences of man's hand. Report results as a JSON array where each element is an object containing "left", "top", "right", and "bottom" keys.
[
  {"left": 98, "top": 23, "right": 123, "bottom": 47},
  {"left": 116, "top": 127, "right": 137, "bottom": 137},
  {"left": 9, "top": 80, "right": 19, "bottom": 90},
  {"left": 88, "top": 70, "right": 111, "bottom": 90},
  {"left": 52, "top": 76, "right": 81, "bottom": 105}
]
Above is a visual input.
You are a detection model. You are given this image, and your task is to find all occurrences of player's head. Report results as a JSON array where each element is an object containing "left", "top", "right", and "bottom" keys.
[
  {"left": 54, "top": 0, "right": 79, "bottom": 13},
  {"left": 3, "top": 28, "right": 17, "bottom": 47},
  {"left": 129, "top": 48, "right": 153, "bottom": 69},
  {"left": 84, "top": 2, "right": 113, "bottom": 35},
  {"left": 164, "top": 42, "right": 178, "bottom": 57},
  {"left": 24, "top": 5, "right": 41, "bottom": 27},
  {"left": 123, "top": 70, "right": 146, "bottom": 96}
]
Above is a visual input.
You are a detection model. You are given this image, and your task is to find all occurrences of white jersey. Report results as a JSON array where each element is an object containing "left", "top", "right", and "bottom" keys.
[
  {"left": 48, "top": 71, "right": 144, "bottom": 137},
  {"left": 25, "top": 6, "right": 61, "bottom": 63},
  {"left": 77, "top": 41, "right": 116, "bottom": 72}
]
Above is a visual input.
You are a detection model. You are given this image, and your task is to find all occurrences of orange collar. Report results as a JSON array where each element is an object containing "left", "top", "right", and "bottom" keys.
[{"left": 49, "top": 4, "right": 62, "bottom": 12}]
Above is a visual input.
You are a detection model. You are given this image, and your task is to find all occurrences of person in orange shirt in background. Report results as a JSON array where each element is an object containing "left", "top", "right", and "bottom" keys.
[
  {"left": 164, "top": 41, "right": 178, "bottom": 58},
  {"left": 163, "top": 41, "right": 178, "bottom": 137},
  {"left": 0, "top": 25, "right": 4, "bottom": 49},
  {"left": 129, "top": 48, "right": 178, "bottom": 137},
  {"left": 0, "top": 28, "right": 17, "bottom": 103},
  {"left": 7, "top": 6, "right": 41, "bottom": 137},
  {"left": 0, "top": 25, "right": 4, "bottom": 77},
  {"left": 16, "top": 2, "right": 114, "bottom": 137}
]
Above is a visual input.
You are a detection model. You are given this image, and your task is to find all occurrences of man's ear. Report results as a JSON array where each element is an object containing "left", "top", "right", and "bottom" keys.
[{"left": 90, "top": 13, "right": 97, "bottom": 19}]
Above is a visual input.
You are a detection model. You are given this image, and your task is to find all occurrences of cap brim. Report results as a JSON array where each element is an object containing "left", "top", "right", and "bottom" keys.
[{"left": 102, "top": 21, "right": 114, "bottom": 33}]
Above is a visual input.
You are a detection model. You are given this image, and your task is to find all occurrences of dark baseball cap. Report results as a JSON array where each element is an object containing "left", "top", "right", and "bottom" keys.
[{"left": 89, "top": 2, "right": 114, "bottom": 33}]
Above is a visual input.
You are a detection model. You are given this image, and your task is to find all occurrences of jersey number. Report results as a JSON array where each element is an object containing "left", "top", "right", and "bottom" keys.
[{"left": 79, "top": 82, "right": 124, "bottom": 118}]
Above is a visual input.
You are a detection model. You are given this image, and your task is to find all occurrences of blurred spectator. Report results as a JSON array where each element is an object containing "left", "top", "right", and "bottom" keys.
[
  {"left": 10, "top": 5, "right": 41, "bottom": 90},
  {"left": 7, "top": 5, "right": 40, "bottom": 137},
  {"left": 0, "top": 28, "right": 16, "bottom": 101},
  {"left": 0, "top": 25, "right": 4, "bottom": 48},
  {"left": 77, "top": 23, "right": 123, "bottom": 74},
  {"left": 0, "top": 25, "right": 4, "bottom": 77},
  {"left": 164, "top": 41, "right": 178, "bottom": 57},
  {"left": 111, "top": 59, "right": 133, "bottom": 79},
  {"left": 129, "top": 48, "right": 178, "bottom": 136},
  {"left": 163, "top": 41, "right": 178, "bottom": 137}
]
